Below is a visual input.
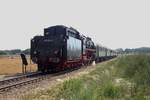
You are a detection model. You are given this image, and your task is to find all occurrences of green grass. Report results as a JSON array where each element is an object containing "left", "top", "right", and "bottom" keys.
[
  {"left": 115, "top": 54, "right": 150, "bottom": 98},
  {"left": 22, "top": 54, "right": 150, "bottom": 100}
]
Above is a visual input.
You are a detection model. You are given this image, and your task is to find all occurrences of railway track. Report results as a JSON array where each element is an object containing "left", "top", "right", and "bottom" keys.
[
  {"left": 0, "top": 72, "right": 41, "bottom": 86},
  {"left": 0, "top": 72, "right": 43, "bottom": 93},
  {"left": 0, "top": 68, "right": 79, "bottom": 94}
]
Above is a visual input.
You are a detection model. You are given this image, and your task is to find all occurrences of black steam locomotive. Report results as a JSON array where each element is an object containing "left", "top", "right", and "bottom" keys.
[{"left": 31, "top": 25, "right": 117, "bottom": 72}]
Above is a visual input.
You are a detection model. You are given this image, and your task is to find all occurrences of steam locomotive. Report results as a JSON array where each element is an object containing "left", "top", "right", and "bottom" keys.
[{"left": 31, "top": 25, "right": 117, "bottom": 72}]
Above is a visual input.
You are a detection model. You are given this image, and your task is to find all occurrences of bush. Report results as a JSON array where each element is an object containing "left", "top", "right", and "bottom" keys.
[{"left": 103, "top": 81, "right": 120, "bottom": 98}]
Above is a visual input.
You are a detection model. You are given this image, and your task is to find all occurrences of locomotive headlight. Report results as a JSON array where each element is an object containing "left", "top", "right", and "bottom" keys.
[
  {"left": 54, "top": 50, "right": 59, "bottom": 55},
  {"left": 34, "top": 51, "right": 37, "bottom": 54},
  {"left": 45, "top": 32, "right": 49, "bottom": 35}
]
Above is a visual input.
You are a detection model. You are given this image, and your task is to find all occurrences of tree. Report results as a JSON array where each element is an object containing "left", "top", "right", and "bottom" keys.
[
  {"left": 22, "top": 49, "right": 30, "bottom": 55},
  {"left": 0, "top": 51, "right": 7, "bottom": 55},
  {"left": 115, "top": 48, "right": 124, "bottom": 53}
]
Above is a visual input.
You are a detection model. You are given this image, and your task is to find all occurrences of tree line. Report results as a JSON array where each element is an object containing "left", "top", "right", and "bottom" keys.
[
  {"left": 0, "top": 49, "right": 30, "bottom": 55},
  {"left": 0, "top": 47, "right": 150, "bottom": 55},
  {"left": 116, "top": 47, "right": 150, "bottom": 54}
]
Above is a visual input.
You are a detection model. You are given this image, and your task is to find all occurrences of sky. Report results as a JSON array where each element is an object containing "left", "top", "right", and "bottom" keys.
[{"left": 0, "top": 0, "right": 150, "bottom": 50}]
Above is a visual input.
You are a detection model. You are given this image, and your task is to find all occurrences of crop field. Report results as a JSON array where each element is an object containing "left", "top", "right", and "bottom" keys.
[{"left": 0, "top": 55, "right": 37, "bottom": 76}]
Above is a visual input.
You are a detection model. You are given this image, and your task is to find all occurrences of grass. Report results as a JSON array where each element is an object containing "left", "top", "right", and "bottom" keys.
[
  {"left": 0, "top": 55, "right": 37, "bottom": 75},
  {"left": 22, "top": 59, "right": 122, "bottom": 100},
  {"left": 115, "top": 54, "right": 150, "bottom": 98},
  {"left": 22, "top": 54, "right": 150, "bottom": 100}
]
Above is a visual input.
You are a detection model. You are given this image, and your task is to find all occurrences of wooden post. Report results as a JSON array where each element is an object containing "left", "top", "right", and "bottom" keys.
[{"left": 22, "top": 64, "right": 24, "bottom": 74}]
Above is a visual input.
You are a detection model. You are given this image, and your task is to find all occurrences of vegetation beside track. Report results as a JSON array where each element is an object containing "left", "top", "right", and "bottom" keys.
[{"left": 22, "top": 54, "right": 150, "bottom": 100}]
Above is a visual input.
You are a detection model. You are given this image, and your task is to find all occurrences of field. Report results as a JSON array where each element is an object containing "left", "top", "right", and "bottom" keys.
[{"left": 0, "top": 55, "right": 37, "bottom": 76}]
